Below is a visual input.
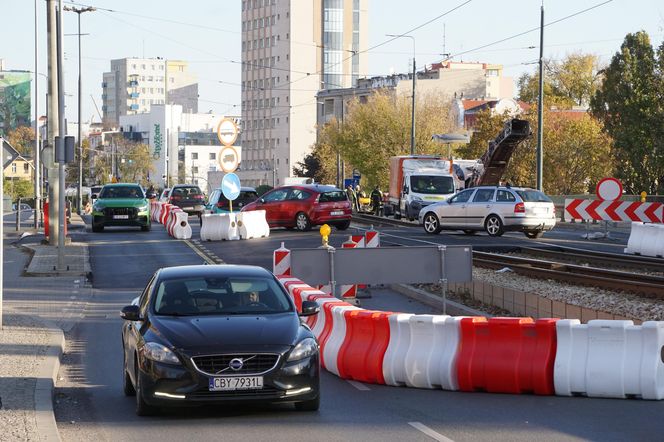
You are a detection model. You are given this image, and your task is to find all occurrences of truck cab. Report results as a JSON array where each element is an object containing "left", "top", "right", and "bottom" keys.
[{"left": 399, "top": 172, "right": 456, "bottom": 220}]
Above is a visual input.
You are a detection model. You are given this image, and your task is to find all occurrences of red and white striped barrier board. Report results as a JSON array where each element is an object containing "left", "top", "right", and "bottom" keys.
[
  {"left": 365, "top": 229, "right": 380, "bottom": 248},
  {"left": 565, "top": 199, "right": 663, "bottom": 223},
  {"left": 273, "top": 242, "right": 291, "bottom": 276},
  {"left": 340, "top": 237, "right": 358, "bottom": 299}
]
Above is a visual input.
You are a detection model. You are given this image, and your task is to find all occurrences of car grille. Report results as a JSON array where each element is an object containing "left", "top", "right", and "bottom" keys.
[
  {"left": 104, "top": 207, "right": 137, "bottom": 220},
  {"left": 192, "top": 354, "right": 280, "bottom": 376},
  {"left": 187, "top": 386, "right": 282, "bottom": 400}
]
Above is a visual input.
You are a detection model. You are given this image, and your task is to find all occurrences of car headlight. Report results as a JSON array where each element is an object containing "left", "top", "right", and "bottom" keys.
[
  {"left": 138, "top": 204, "right": 149, "bottom": 212},
  {"left": 93, "top": 204, "right": 104, "bottom": 212},
  {"left": 287, "top": 338, "right": 318, "bottom": 362},
  {"left": 143, "top": 342, "right": 180, "bottom": 365}
]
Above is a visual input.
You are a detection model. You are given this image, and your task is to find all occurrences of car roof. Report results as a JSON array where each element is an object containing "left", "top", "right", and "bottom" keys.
[
  {"left": 471, "top": 186, "right": 539, "bottom": 192},
  {"left": 156, "top": 264, "right": 274, "bottom": 281},
  {"left": 213, "top": 186, "right": 256, "bottom": 192},
  {"left": 102, "top": 183, "right": 141, "bottom": 187},
  {"left": 280, "top": 184, "right": 341, "bottom": 193},
  {"left": 171, "top": 184, "right": 200, "bottom": 188}
]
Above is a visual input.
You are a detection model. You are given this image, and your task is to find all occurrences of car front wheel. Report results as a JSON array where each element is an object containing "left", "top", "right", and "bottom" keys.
[
  {"left": 122, "top": 351, "right": 135, "bottom": 396},
  {"left": 334, "top": 220, "right": 351, "bottom": 230},
  {"left": 484, "top": 215, "right": 504, "bottom": 237},
  {"left": 295, "top": 212, "right": 311, "bottom": 231},
  {"left": 422, "top": 213, "right": 442, "bottom": 234},
  {"left": 135, "top": 364, "right": 157, "bottom": 416}
]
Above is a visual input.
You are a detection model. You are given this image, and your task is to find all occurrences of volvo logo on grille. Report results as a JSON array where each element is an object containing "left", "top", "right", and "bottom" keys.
[{"left": 229, "top": 358, "right": 244, "bottom": 371}]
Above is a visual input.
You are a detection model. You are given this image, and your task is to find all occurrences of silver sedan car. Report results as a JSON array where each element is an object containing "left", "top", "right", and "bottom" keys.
[{"left": 418, "top": 186, "right": 556, "bottom": 238}]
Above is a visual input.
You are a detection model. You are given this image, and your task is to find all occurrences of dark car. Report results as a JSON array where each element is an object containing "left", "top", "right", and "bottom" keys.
[
  {"left": 167, "top": 184, "right": 205, "bottom": 217},
  {"left": 91, "top": 183, "right": 150, "bottom": 232},
  {"left": 120, "top": 265, "right": 321, "bottom": 416},
  {"left": 241, "top": 184, "right": 351, "bottom": 231},
  {"left": 205, "top": 186, "right": 258, "bottom": 213}
]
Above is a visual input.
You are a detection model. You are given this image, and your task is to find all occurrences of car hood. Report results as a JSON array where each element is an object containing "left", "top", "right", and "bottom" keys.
[
  {"left": 151, "top": 313, "right": 300, "bottom": 350},
  {"left": 95, "top": 198, "right": 148, "bottom": 207}
]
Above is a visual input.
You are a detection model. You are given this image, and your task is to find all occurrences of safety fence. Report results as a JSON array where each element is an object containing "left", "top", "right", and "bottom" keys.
[
  {"left": 276, "top": 274, "right": 664, "bottom": 400},
  {"left": 150, "top": 201, "right": 192, "bottom": 240}
]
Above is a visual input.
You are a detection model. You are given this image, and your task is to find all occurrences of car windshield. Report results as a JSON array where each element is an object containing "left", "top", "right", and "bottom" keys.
[
  {"left": 516, "top": 189, "right": 552, "bottom": 203},
  {"left": 319, "top": 191, "right": 347, "bottom": 202},
  {"left": 410, "top": 175, "right": 455, "bottom": 194},
  {"left": 99, "top": 186, "right": 144, "bottom": 199},
  {"left": 153, "top": 276, "right": 293, "bottom": 316}
]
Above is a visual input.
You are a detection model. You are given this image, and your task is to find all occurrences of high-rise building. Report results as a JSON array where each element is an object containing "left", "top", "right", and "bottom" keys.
[
  {"left": 101, "top": 58, "right": 198, "bottom": 129},
  {"left": 240, "top": 0, "right": 367, "bottom": 187}
]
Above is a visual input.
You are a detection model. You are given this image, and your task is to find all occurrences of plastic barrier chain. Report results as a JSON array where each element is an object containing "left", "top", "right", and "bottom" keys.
[
  {"left": 200, "top": 213, "right": 239, "bottom": 241},
  {"left": 166, "top": 208, "right": 192, "bottom": 240},
  {"left": 236, "top": 210, "right": 270, "bottom": 239},
  {"left": 624, "top": 222, "right": 664, "bottom": 258}
]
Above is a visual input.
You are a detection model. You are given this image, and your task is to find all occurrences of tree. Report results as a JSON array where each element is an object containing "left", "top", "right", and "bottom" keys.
[
  {"left": 6, "top": 126, "right": 35, "bottom": 156},
  {"left": 590, "top": 31, "right": 664, "bottom": 194},
  {"left": 3, "top": 178, "right": 34, "bottom": 201},
  {"left": 312, "top": 91, "right": 455, "bottom": 190},
  {"left": 518, "top": 53, "right": 602, "bottom": 108},
  {"left": 89, "top": 137, "right": 155, "bottom": 186}
]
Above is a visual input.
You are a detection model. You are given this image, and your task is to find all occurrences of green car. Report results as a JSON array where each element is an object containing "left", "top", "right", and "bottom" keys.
[{"left": 91, "top": 183, "right": 151, "bottom": 232}]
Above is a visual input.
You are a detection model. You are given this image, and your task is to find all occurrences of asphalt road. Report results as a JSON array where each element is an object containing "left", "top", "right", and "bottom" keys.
[{"left": 53, "top": 218, "right": 664, "bottom": 441}]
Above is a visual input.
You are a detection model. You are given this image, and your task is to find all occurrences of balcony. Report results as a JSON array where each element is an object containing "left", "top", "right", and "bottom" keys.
[
  {"left": 129, "top": 92, "right": 140, "bottom": 98},
  {"left": 129, "top": 104, "right": 139, "bottom": 110},
  {"left": 128, "top": 80, "right": 139, "bottom": 87}
]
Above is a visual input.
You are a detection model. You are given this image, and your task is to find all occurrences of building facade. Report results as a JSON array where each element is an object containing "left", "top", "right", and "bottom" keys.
[
  {"left": 317, "top": 61, "right": 514, "bottom": 128},
  {"left": 0, "top": 61, "right": 31, "bottom": 136},
  {"left": 119, "top": 105, "right": 240, "bottom": 190},
  {"left": 102, "top": 58, "right": 198, "bottom": 129},
  {"left": 240, "top": 0, "right": 367, "bottom": 187}
]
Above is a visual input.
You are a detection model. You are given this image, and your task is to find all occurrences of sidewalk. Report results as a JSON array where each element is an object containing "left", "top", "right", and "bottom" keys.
[{"left": 1, "top": 213, "right": 91, "bottom": 442}]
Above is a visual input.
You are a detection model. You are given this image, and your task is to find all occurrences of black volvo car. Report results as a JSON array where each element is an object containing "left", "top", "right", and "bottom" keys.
[{"left": 121, "top": 265, "right": 320, "bottom": 416}]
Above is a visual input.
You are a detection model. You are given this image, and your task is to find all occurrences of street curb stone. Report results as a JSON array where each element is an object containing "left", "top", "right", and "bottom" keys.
[{"left": 34, "top": 326, "right": 65, "bottom": 442}]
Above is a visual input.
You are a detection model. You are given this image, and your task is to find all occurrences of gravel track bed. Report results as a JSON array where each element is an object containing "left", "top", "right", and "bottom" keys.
[{"left": 506, "top": 252, "right": 664, "bottom": 277}]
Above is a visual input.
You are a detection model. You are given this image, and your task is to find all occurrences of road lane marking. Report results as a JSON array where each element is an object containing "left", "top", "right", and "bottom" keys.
[
  {"left": 183, "top": 240, "right": 216, "bottom": 264},
  {"left": 408, "top": 422, "right": 454, "bottom": 442},
  {"left": 346, "top": 380, "right": 370, "bottom": 391}
]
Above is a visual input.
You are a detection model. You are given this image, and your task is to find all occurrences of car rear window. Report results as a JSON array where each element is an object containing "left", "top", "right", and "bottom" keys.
[
  {"left": 153, "top": 276, "right": 292, "bottom": 316},
  {"left": 516, "top": 190, "right": 552, "bottom": 203},
  {"left": 319, "top": 191, "right": 347, "bottom": 202},
  {"left": 99, "top": 186, "right": 144, "bottom": 199},
  {"left": 173, "top": 186, "right": 202, "bottom": 197}
]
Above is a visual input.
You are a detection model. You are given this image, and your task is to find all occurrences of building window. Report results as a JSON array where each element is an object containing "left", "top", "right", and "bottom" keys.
[
  {"left": 192, "top": 166, "right": 199, "bottom": 174},
  {"left": 191, "top": 152, "right": 198, "bottom": 160},
  {"left": 11, "top": 163, "right": 16, "bottom": 173},
  {"left": 209, "top": 153, "right": 216, "bottom": 160}
]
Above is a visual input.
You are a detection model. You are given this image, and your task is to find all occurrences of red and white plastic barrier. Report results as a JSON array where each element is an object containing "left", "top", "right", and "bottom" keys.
[
  {"left": 166, "top": 208, "right": 192, "bottom": 240},
  {"left": 275, "top": 249, "right": 664, "bottom": 401}
]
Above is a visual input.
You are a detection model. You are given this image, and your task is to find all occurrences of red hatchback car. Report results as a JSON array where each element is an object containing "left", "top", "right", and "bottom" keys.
[{"left": 241, "top": 184, "right": 352, "bottom": 231}]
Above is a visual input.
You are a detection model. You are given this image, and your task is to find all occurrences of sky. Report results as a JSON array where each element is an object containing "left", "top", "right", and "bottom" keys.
[{"left": 3, "top": 0, "right": 664, "bottom": 125}]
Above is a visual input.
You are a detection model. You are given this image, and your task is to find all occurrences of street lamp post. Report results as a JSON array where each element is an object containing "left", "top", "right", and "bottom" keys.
[
  {"left": 64, "top": 5, "right": 95, "bottom": 214},
  {"left": 387, "top": 34, "right": 416, "bottom": 155}
]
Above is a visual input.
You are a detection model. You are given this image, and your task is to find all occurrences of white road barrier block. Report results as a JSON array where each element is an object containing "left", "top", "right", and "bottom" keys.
[
  {"left": 625, "top": 222, "right": 664, "bottom": 258},
  {"left": 382, "top": 313, "right": 414, "bottom": 386},
  {"left": 322, "top": 305, "right": 361, "bottom": 375},
  {"left": 403, "top": 315, "right": 463, "bottom": 390},
  {"left": 237, "top": 210, "right": 270, "bottom": 239},
  {"left": 554, "top": 319, "right": 664, "bottom": 399},
  {"left": 200, "top": 213, "right": 239, "bottom": 241},
  {"left": 171, "top": 211, "right": 192, "bottom": 239}
]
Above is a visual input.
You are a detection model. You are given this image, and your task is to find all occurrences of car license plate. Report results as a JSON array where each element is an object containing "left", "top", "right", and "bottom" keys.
[
  {"left": 209, "top": 376, "right": 263, "bottom": 391},
  {"left": 533, "top": 207, "right": 548, "bottom": 214},
  {"left": 113, "top": 214, "right": 129, "bottom": 219},
  {"left": 330, "top": 210, "right": 343, "bottom": 216},
  {"left": 182, "top": 206, "right": 193, "bottom": 211}
]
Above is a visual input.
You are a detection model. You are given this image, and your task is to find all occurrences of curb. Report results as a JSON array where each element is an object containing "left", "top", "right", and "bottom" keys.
[
  {"left": 390, "top": 283, "right": 491, "bottom": 317},
  {"left": 34, "top": 327, "right": 65, "bottom": 442}
]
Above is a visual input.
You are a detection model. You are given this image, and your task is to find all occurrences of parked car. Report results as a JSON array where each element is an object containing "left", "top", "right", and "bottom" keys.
[
  {"left": 120, "top": 264, "right": 320, "bottom": 416},
  {"left": 166, "top": 184, "right": 205, "bottom": 217},
  {"left": 158, "top": 188, "right": 170, "bottom": 203},
  {"left": 91, "top": 183, "right": 150, "bottom": 232},
  {"left": 241, "top": 184, "right": 351, "bottom": 231},
  {"left": 205, "top": 186, "right": 258, "bottom": 213},
  {"left": 418, "top": 185, "right": 556, "bottom": 238}
]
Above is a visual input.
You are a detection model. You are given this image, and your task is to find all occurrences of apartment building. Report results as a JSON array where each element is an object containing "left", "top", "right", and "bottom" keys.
[
  {"left": 240, "top": 0, "right": 367, "bottom": 187},
  {"left": 102, "top": 58, "right": 198, "bottom": 129}
]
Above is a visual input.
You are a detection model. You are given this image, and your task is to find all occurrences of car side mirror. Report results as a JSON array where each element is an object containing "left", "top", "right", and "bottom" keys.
[
  {"left": 146, "top": 191, "right": 157, "bottom": 199},
  {"left": 403, "top": 186, "right": 409, "bottom": 194},
  {"left": 259, "top": 198, "right": 265, "bottom": 204},
  {"left": 120, "top": 305, "right": 143, "bottom": 321},
  {"left": 299, "top": 301, "right": 320, "bottom": 317}
]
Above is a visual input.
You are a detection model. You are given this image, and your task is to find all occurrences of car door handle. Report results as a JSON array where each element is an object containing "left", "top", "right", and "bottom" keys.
[{"left": 486, "top": 205, "right": 491, "bottom": 208}]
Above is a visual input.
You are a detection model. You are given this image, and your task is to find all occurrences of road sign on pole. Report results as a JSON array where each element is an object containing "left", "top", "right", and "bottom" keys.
[
  {"left": 2, "top": 138, "right": 19, "bottom": 169},
  {"left": 217, "top": 118, "right": 239, "bottom": 147},
  {"left": 218, "top": 146, "right": 240, "bottom": 173},
  {"left": 596, "top": 178, "right": 622, "bottom": 201}
]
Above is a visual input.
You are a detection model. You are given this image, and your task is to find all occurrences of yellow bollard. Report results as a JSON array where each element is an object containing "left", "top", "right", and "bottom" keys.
[
  {"left": 319, "top": 224, "right": 331, "bottom": 248},
  {"left": 640, "top": 191, "right": 647, "bottom": 203}
]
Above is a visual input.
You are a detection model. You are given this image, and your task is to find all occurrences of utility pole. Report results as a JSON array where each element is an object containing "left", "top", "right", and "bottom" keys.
[
  {"left": 64, "top": 5, "right": 95, "bottom": 214},
  {"left": 34, "top": 0, "right": 41, "bottom": 229},
  {"left": 47, "top": 0, "right": 60, "bottom": 246},
  {"left": 386, "top": 34, "right": 416, "bottom": 154},
  {"left": 536, "top": 3, "right": 545, "bottom": 191},
  {"left": 56, "top": 0, "right": 66, "bottom": 270}
]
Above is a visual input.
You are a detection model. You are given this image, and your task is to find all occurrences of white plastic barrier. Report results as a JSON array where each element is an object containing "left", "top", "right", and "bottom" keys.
[
  {"left": 237, "top": 210, "right": 270, "bottom": 239},
  {"left": 169, "top": 210, "right": 192, "bottom": 239},
  {"left": 322, "top": 305, "right": 361, "bottom": 375},
  {"left": 200, "top": 213, "right": 239, "bottom": 241},
  {"left": 554, "top": 319, "right": 664, "bottom": 399},
  {"left": 624, "top": 222, "right": 664, "bottom": 258},
  {"left": 382, "top": 313, "right": 414, "bottom": 386},
  {"left": 403, "top": 315, "right": 463, "bottom": 390}
]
